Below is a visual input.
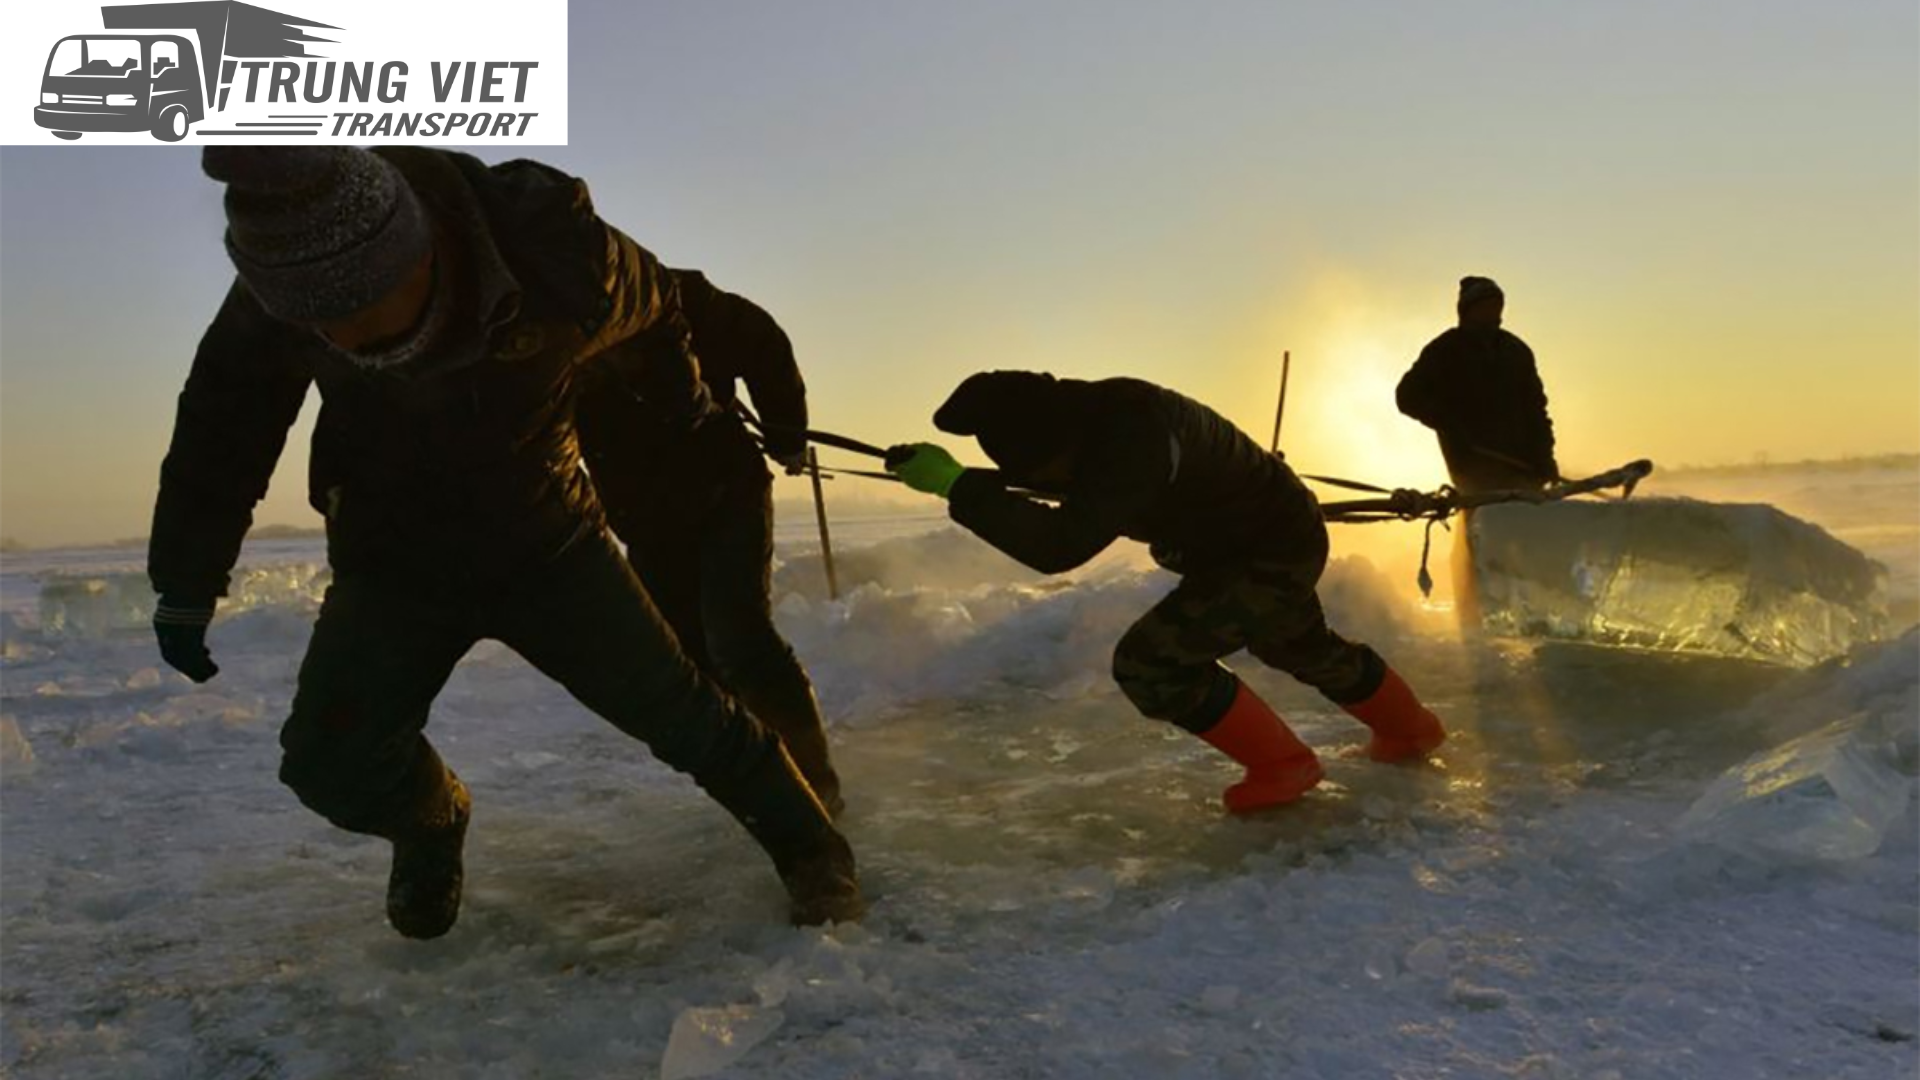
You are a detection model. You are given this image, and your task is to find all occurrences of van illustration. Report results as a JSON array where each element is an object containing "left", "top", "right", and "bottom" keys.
[{"left": 34, "top": 2, "right": 334, "bottom": 142}]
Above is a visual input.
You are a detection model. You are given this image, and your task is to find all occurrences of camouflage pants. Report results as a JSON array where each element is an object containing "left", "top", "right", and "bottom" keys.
[{"left": 1111, "top": 549, "right": 1386, "bottom": 733}]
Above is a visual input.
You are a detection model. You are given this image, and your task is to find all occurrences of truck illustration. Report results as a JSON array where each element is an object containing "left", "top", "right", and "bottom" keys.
[{"left": 35, "top": 2, "right": 335, "bottom": 142}]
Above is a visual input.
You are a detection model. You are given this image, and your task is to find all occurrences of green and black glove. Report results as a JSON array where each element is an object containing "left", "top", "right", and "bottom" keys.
[{"left": 885, "top": 442, "right": 965, "bottom": 498}]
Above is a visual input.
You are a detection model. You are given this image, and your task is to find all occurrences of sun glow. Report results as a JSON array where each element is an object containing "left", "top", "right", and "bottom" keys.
[{"left": 1267, "top": 301, "right": 1451, "bottom": 495}]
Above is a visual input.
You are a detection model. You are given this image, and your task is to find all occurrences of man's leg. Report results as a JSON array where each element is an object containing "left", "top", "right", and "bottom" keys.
[
  {"left": 1239, "top": 560, "right": 1385, "bottom": 704},
  {"left": 1111, "top": 570, "right": 1323, "bottom": 811},
  {"left": 279, "top": 574, "right": 478, "bottom": 938},
  {"left": 1241, "top": 561, "right": 1446, "bottom": 763},
  {"left": 699, "top": 472, "right": 843, "bottom": 815},
  {"left": 493, "top": 530, "right": 862, "bottom": 925},
  {"left": 624, "top": 513, "right": 715, "bottom": 676}
]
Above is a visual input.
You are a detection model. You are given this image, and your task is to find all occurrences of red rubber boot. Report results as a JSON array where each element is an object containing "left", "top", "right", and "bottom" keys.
[
  {"left": 1195, "top": 679, "right": 1325, "bottom": 813},
  {"left": 1343, "top": 667, "right": 1447, "bottom": 763}
]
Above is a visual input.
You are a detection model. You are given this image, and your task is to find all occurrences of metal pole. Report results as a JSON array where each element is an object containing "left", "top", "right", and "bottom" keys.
[
  {"left": 1270, "top": 350, "right": 1291, "bottom": 452},
  {"left": 807, "top": 447, "right": 840, "bottom": 600}
]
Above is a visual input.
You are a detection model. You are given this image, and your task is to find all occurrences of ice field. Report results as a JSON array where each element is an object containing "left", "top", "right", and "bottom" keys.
[{"left": 2, "top": 462, "right": 1915, "bottom": 1079}]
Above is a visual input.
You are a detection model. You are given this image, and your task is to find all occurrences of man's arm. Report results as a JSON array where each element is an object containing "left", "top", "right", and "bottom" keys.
[
  {"left": 148, "top": 281, "right": 313, "bottom": 681},
  {"left": 947, "top": 473, "right": 1125, "bottom": 574},
  {"left": 482, "top": 158, "right": 711, "bottom": 424},
  {"left": 148, "top": 280, "right": 314, "bottom": 602},
  {"left": 1509, "top": 337, "right": 1559, "bottom": 479},
  {"left": 489, "top": 158, "right": 711, "bottom": 426},
  {"left": 1395, "top": 335, "right": 1463, "bottom": 429},
  {"left": 675, "top": 268, "right": 809, "bottom": 464},
  {"left": 944, "top": 426, "right": 1170, "bottom": 575},
  {"left": 582, "top": 222, "right": 714, "bottom": 427}
]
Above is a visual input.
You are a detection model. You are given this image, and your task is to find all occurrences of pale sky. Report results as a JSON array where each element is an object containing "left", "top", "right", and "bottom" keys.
[{"left": 2, "top": 0, "right": 1915, "bottom": 547}]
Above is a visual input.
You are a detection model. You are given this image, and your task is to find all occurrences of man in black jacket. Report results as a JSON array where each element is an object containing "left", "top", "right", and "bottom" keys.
[
  {"left": 149, "top": 147, "right": 861, "bottom": 938},
  {"left": 577, "top": 272, "right": 843, "bottom": 816},
  {"left": 1398, "top": 276, "right": 1560, "bottom": 623},
  {"left": 1396, "top": 275, "right": 1559, "bottom": 493},
  {"left": 886, "top": 372, "right": 1446, "bottom": 814}
]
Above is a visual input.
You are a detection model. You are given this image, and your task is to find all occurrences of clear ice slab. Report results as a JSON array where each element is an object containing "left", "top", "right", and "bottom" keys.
[{"left": 1468, "top": 497, "right": 1887, "bottom": 666}]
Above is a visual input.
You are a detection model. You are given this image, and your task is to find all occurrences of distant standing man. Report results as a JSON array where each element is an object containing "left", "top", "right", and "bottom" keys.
[
  {"left": 1396, "top": 276, "right": 1559, "bottom": 493},
  {"left": 577, "top": 271, "right": 845, "bottom": 816},
  {"left": 1397, "top": 275, "right": 1561, "bottom": 624},
  {"left": 885, "top": 372, "right": 1447, "bottom": 815},
  {"left": 148, "top": 147, "right": 861, "bottom": 939}
]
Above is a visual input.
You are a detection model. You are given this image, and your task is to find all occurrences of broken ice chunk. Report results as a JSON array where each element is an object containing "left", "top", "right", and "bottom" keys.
[
  {"left": 660, "top": 1004, "right": 785, "bottom": 1080},
  {"left": 1677, "top": 711, "right": 1915, "bottom": 861},
  {"left": 0, "top": 715, "right": 34, "bottom": 770}
]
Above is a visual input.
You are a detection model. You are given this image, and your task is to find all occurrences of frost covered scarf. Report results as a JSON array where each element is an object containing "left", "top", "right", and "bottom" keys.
[
  {"left": 333, "top": 256, "right": 456, "bottom": 372},
  {"left": 330, "top": 195, "right": 519, "bottom": 376}
]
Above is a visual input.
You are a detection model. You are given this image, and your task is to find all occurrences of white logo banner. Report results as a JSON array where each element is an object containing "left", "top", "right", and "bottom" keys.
[{"left": 2, "top": 0, "right": 568, "bottom": 145}]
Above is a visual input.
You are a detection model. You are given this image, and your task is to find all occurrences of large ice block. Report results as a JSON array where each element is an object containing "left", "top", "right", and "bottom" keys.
[{"left": 1468, "top": 497, "right": 1887, "bottom": 666}]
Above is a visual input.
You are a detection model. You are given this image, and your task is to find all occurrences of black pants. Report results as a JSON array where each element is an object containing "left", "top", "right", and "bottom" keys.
[
  {"left": 277, "top": 528, "right": 782, "bottom": 835},
  {"left": 624, "top": 465, "right": 806, "bottom": 692},
  {"left": 618, "top": 464, "right": 841, "bottom": 805}
]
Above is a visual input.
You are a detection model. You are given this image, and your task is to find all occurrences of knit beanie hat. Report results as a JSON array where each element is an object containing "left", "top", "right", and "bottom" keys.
[
  {"left": 934, "top": 370, "right": 1086, "bottom": 474},
  {"left": 203, "top": 147, "right": 431, "bottom": 324},
  {"left": 1457, "top": 275, "right": 1504, "bottom": 312}
]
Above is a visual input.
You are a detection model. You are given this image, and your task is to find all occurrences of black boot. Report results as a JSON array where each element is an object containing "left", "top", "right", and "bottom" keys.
[
  {"left": 780, "top": 829, "right": 864, "bottom": 927},
  {"left": 382, "top": 751, "right": 472, "bottom": 940},
  {"left": 705, "top": 743, "right": 864, "bottom": 926},
  {"left": 736, "top": 675, "right": 845, "bottom": 819}
]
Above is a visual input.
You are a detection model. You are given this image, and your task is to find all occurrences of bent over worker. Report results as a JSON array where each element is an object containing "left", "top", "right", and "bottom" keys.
[{"left": 887, "top": 371, "right": 1446, "bottom": 813}]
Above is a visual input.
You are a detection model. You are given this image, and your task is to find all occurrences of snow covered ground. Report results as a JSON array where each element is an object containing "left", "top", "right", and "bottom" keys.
[{"left": 2, "top": 464, "right": 1916, "bottom": 1079}]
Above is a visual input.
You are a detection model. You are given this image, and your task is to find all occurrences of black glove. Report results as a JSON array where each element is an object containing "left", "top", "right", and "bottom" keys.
[
  {"left": 766, "top": 437, "right": 809, "bottom": 476},
  {"left": 154, "top": 597, "right": 219, "bottom": 683}
]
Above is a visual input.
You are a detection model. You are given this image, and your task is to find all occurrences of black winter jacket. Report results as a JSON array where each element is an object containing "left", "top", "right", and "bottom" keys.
[
  {"left": 149, "top": 148, "right": 704, "bottom": 599},
  {"left": 1396, "top": 325, "right": 1558, "bottom": 492},
  {"left": 947, "top": 378, "right": 1323, "bottom": 575},
  {"left": 575, "top": 270, "right": 807, "bottom": 530}
]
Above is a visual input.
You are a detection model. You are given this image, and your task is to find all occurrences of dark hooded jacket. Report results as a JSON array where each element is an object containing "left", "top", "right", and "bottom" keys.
[
  {"left": 149, "top": 148, "right": 706, "bottom": 600},
  {"left": 944, "top": 378, "right": 1323, "bottom": 575},
  {"left": 575, "top": 269, "right": 807, "bottom": 531},
  {"left": 1396, "top": 325, "right": 1558, "bottom": 492}
]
